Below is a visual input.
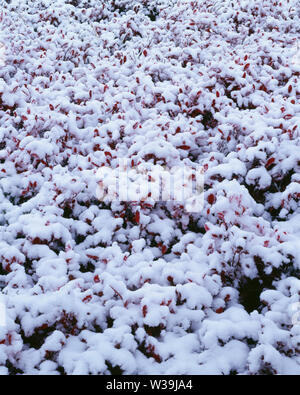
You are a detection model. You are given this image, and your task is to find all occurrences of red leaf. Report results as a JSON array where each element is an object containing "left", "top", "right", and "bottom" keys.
[
  {"left": 142, "top": 305, "right": 148, "bottom": 317},
  {"left": 161, "top": 245, "right": 167, "bottom": 254},
  {"left": 218, "top": 212, "right": 225, "bottom": 220},
  {"left": 87, "top": 254, "right": 98, "bottom": 260},
  {"left": 265, "top": 157, "right": 275, "bottom": 169},
  {"left": 207, "top": 194, "right": 216, "bottom": 205},
  {"left": 178, "top": 144, "right": 190, "bottom": 150},
  {"left": 224, "top": 294, "right": 231, "bottom": 302},
  {"left": 134, "top": 211, "right": 140, "bottom": 224},
  {"left": 82, "top": 295, "right": 92, "bottom": 303},
  {"left": 167, "top": 276, "right": 174, "bottom": 285}
]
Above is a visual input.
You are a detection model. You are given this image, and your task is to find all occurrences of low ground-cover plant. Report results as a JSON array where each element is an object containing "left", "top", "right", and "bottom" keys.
[{"left": 0, "top": 0, "right": 299, "bottom": 375}]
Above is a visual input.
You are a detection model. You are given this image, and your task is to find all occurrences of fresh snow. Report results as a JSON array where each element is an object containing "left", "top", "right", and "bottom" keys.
[{"left": 0, "top": 0, "right": 299, "bottom": 375}]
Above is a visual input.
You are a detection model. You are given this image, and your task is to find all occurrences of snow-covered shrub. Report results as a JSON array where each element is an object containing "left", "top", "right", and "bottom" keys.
[{"left": 0, "top": 0, "right": 299, "bottom": 374}]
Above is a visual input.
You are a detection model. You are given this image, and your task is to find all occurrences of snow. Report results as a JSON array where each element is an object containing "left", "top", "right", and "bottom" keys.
[{"left": 0, "top": 0, "right": 299, "bottom": 375}]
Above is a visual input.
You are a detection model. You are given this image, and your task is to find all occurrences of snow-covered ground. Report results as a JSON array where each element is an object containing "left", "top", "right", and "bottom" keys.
[{"left": 0, "top": 0, "right": 299, "bottom": 375}]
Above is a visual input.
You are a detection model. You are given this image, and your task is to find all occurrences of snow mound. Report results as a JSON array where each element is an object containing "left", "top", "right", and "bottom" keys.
[{"left": 0, "top": 0, "right": 300, "bottom": 375}]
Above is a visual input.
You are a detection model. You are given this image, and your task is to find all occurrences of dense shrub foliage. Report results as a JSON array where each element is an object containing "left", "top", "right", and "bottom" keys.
[{"left": 0, "top": 0, "right": 299, "bottom": 374}]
